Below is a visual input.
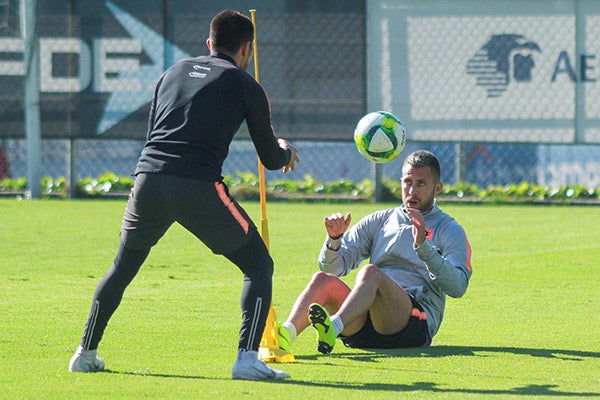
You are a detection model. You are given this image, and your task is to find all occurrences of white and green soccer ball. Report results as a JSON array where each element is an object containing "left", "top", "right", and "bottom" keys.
[{"left": 353, "top": 111, "right": 406, "bottom": 163}]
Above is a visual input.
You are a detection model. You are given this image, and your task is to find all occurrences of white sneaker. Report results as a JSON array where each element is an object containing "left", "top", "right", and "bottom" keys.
[
  {"left": 69, "top": 345, "right": 105, "bottom": 372},
  {"left": 231, "top": 350, "right": 290, "bottom": 380}
]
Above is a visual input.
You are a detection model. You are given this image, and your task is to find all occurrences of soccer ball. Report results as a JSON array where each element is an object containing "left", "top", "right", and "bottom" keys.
[{"left": 353, "top": 111, "right": 406, "bottom": 163}]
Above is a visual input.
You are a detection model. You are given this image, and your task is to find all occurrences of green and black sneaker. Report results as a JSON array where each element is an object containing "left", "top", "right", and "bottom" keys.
[
  {"left": 277, "top": 322, "right": 292, "bottom": 353},
  {"left": 308, "top": 303, "right": 336, "bottom": 354}
]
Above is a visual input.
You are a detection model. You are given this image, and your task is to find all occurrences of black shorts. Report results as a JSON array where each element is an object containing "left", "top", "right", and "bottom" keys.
[
  {"left": 120, "top": 173, "right": 258, "bottom": 254},
  {"left": 340, "top": 296, "right": 431, "bottom": 349}
]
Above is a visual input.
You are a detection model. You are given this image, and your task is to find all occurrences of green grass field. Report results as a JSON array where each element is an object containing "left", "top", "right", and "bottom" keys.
[{"left": 1, "top": 198, "right": 599, "bottom": 399}]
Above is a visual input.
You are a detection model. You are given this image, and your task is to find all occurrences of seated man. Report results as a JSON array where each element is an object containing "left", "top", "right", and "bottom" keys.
[{"left": 278, "top": 150, "right": 472, "bottom": 354}]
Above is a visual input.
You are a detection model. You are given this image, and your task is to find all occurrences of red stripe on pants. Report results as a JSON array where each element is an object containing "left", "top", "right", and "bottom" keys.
[{"left": 214, "top": 182, "right": 250, "bottom": 234}]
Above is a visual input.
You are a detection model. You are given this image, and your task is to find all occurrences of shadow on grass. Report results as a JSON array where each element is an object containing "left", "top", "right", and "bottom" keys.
[
  {"left": 104, "top": 345, "right": 599, "bottom": 397},
  {"left": 105, "top": 369, "right": 599, "bottom": 397},
  {"left": 290, "top": 345, "right": 600, "bottom": 397},
  {"left": 283, "top": 381, "right": 599, "bottom": 397},
  {"left": 314, "top": 345, "right": 600, "bottom": 362},
  {"left": 104, "top": 369, "right": 212, "bottom": 380}
]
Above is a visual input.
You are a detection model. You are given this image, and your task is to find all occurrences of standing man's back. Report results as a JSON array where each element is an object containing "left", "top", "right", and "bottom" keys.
[{"left": 137, "top": 54, "right": 288, "bottom": 180}]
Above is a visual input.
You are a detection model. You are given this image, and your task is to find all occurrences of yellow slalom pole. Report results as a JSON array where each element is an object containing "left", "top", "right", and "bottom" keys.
[
  {"left": 250, "top": 9, "right": 294, "bottom": 363},
  {"left": 250, "top": 9, "right": 269, "bottom": 249}
]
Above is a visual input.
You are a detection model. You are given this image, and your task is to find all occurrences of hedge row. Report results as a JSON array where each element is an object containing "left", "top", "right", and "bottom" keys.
[{"left": 1, "top": 171, "right": 599, "bottom": 203}]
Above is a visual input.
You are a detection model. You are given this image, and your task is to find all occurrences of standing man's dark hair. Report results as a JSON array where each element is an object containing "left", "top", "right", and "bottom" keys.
[
  {"left": 209, "top": 10, "right": 254, "bottom": 54},
  {"left": 69, "top": 9, "right": 298, "bottom": 381}
]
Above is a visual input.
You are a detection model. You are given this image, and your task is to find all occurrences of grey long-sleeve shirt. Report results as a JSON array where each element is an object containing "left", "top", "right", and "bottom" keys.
[{"left": 318, "top": 203, "right": 472, "bottom": 338}]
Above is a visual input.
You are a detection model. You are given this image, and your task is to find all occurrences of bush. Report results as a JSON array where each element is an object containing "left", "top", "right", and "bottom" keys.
[
  {"left": 441, "top": 181, "right": 479, "bottom": 198},
  {"left": 0, "top": 177, "right": 28, "bottom": 191},
  {"left": 77, "top": 171, "right": 134, "bottom": 197},
  {"left": 0, "top": 171, "right": 598, "bottom": 203}
]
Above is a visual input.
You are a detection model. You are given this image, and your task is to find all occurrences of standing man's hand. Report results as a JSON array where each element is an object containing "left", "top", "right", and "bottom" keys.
[
  {"left": 324, "top": 212, "right": 352, "bottom": 239},
  {"left": 278, "top": 139, "right": 300, "bottom": 173},
  {"left": 406, "top": 207, "right": 426, "bottom": 248}
]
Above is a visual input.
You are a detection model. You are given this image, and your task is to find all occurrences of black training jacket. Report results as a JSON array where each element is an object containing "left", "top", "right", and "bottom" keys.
[{"left": 135, "top": 53, "right": 291, "bottom": 181}]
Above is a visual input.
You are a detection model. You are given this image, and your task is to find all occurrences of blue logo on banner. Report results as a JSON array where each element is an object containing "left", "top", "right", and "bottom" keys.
[
  {"left": 98, "top": 1, "right": 191, "bottom": 135},
  {"left": 467, "top": 34, "right": 540, "bottom": 98}
]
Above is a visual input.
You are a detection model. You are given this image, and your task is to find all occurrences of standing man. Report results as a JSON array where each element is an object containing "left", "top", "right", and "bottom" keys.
[
  {"left": 277, "top": 150, "right": 471, "bottom": 354},
  {"left": 69, "top": 10, "right": 298, "bottom": 381}
]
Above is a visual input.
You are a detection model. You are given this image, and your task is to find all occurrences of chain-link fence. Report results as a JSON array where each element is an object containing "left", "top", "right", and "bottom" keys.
[
  {"left": 1, "top": 0, "right": 599, "bottom": 195},
  {"left": 2, "top": 137, "right": 599, "bottom": 191}
]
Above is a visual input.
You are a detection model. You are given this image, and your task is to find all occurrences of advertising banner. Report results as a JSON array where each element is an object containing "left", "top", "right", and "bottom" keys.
[
  {"left": 367, "top": 0, "right": 600, "bottom": 144},
  {"left": 0, "top": 1, "right": 364, "bottom": 139}
]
